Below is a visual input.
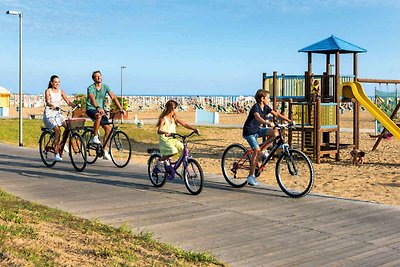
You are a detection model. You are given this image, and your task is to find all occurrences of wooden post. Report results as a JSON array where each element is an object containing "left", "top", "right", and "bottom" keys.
[
  {"left": 262, "top": 72, "right": 266, "bottom": 90},
  {"left": 305, "top": 71, "right": 310, "bottom": 102},
  {"left": 335, "top": 52, "right": 340, "bottom": 161},
  {"left": 316, "top": 100, "right": 321, "bottom": 164},
  {"left": 353, "top": 53, "right": 359, "bottom": 149},
  {"left": 301, "top": 103, "right": 305, "bottom": 152},
  {"left": 281, "top": 73, "right": 285, "bottom": 114},
  {"left": 325, "top": 54, "right": 331, "bottom": 100},
  {"left": 307, "top": 52, "right": 312, "bottom": 101},
  {"left": 288, "top": 98, "right": 293, "bottom": 146},
  {"left": 273, "top": 71, "right": 277, "bottom": 113},
  {"left": 322, "top": 72, "right": 330, "bottom": 144}
]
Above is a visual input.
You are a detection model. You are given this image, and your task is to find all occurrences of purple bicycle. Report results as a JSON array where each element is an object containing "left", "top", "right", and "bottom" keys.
[{"left": 147, "top": 131, "right": 204, "bottom": 195}]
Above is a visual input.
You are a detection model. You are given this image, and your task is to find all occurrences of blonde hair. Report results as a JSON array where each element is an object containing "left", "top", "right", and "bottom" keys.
[{"left": 156, "top": 100, "right": 178, "bottom": 127}]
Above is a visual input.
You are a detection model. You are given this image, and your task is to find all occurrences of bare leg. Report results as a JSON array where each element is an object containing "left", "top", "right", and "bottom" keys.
[
  {"left": 53, "top": 126, "right": 61, "bottom": 155},
  {"left": 102, "top": 124, "right": 111, "bottom": 150},
  {"left": 249, "top": 148, "right": 261, "bottom": 176},
  {"left": 93, "top": 113, "right": 102, "bottom": 137}
]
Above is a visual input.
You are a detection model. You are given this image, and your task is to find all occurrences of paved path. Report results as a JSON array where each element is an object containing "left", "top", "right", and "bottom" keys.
[{"left": 0, "top": 143, "right": 399, "bottom": 266}]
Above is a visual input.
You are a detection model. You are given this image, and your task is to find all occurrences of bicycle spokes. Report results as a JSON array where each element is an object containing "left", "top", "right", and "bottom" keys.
[
  {"left": 183, "top": 158, "right": 203, "bottom": 195},
  {"left": 276, "top": 149, "right": 314, "bottom": 198},
  {"left": 110, "top": 131, "right": 132, "bottom": 168},
  {"left": 221, "top": 144, "right": 249, "bottom": 188},
  {"left": 69, "top": 133, "right": 87, "bottom": 172},
  {"left": 39, "top": 131, "right": 57, "bottom": 168},
  {"left": 147, "top": 154, "right": 167, "bottom": 187},
  {"left": 285, "top": 155, "right": 298, "bottom": 176}
]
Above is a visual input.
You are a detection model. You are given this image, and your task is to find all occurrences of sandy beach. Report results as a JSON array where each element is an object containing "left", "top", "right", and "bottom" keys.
[{"left": 8, "top": 105, "right": 400, "bottom": 206}]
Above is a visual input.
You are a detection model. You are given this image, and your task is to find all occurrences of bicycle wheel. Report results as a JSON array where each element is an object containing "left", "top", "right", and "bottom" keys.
[
  {"left": 275, "top": 149, "right": 314, "bottom": 198},
  {"left": 110, "top": 130, "right": 132, "bottom": 168},
  {"left": 221, "top": 144, "right": 249, "bottom": 188},
  {"left": 69, "top": 132, "right": 87, "bottom": 172},
  {"left": 183, "top": 158, "right": 204, "bottom": 195},
  {"left": 82, "top": 128, "right": 98, "bottom": 164},
  {"left": 147, "top": 154, "right": 167, "bottom": 187},
  {"left": 39, "top": 130, "right": 57, "bottom": 167}
]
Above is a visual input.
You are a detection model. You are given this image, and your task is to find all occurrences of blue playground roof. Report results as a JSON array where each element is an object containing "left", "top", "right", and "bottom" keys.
[{"left": 298, "top": 35, "right": 367, "bottom": 54}]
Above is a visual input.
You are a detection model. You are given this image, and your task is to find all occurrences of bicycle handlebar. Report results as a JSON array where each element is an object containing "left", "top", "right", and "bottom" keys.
[
  {"left": 171, "top": 131, "right": 199, "bottom": 140},
  {"left": 55, "top": 105, "right": 80, "bottom": 114},
  {"left": 275, "top": 122, "right": 296, "bottom": 130}
]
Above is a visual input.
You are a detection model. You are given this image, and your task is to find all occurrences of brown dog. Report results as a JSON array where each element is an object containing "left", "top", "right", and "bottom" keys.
[{"left": 350, "top": 147, "right": 365, "bottom": 165}]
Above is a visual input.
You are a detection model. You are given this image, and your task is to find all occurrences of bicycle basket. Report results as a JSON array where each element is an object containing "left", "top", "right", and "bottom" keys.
[{"left": 66, "top": 118, "right": 86, "bottom": 130}]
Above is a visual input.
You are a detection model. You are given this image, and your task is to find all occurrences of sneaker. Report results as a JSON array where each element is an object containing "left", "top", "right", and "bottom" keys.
[
  {"left": 156, "top": 160, "right": 165, "bottom": 172},
  {"left": 63, "top": 145, "right": 69, "bottom": 153},
  {"left": 54, "top": 154, "right": 62, "bottom": 162},
  {"left": 247, "top": 175, "right": 259, "bottom": 186},
  {"left": 91, "top": 135, "right": 101, "bottom": 144},
  {"left": 103, "top": 151, "right": 112, "bottom": 160}
]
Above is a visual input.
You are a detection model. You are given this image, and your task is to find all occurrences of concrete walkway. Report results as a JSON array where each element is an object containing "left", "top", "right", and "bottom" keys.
[{"left": 0, "top": 143, "right": 399, "bottom": 266}]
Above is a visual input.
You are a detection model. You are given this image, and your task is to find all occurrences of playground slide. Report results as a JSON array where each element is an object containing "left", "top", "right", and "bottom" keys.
[{"left": 341, "top": 81, "right": 400, "bottom": 140}]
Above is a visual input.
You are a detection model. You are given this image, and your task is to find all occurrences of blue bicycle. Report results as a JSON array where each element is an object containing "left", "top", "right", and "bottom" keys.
[{"left": 147, "top": 131, "right": 204, "bottom": 195}]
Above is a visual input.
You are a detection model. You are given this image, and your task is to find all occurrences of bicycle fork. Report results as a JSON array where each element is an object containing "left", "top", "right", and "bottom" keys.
[{"left": 282, "top": 144, "right": 298, "bottom": 176}]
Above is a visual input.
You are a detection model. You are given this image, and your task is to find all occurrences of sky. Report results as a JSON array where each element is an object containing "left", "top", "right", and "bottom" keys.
[{"left": 1, "top": 0, "right": 400, "bottom": 96}]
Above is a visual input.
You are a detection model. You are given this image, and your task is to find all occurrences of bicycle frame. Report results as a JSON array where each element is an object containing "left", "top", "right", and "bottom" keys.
[
  {"left": 222, "top": 123, "right": 314, "bottom": 197},
  {"left": 41, "top": 106, "right": 80, "bottom": 156},
  {"left": 85, "top": 111, "right": 121, "bottom": 153},
  {"left": 238, "top": 126, "right": 290, "bottom": 174},
  {"left": 164, "top": 142, "right": 190, "bottom": 180},
  {"left": 150, "top": 132, "right": 196, "bottom": 180}
]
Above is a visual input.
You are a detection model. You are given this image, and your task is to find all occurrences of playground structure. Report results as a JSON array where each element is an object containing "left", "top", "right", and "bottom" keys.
[
  {"left": 263, "top": 35, "right": 400, "bottom": 163},
  {"left": 355, "top": 78, "right": 400, "bottom": 150}
]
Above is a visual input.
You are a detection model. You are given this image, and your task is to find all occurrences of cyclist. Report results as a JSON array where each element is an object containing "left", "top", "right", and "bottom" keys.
[
  {"left": 156, "top": 100, "right": 199, "bottom": 171},
  {"left": 86, "top": 70, "right": 126, "bottom": 160},
  {"left": 243, "top": 89, "right": 293, "bottom": 186},
  {"left": 43, "top": 75, "right": 76, "bottom": 161}
]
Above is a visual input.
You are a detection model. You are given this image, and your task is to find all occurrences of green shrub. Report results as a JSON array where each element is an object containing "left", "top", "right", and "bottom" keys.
[
  {"left": 73, "top": 94, "right": 87, "bottom": 109},
  {"left": 110, "top": 96, "right": 129, "bottom": 110}
]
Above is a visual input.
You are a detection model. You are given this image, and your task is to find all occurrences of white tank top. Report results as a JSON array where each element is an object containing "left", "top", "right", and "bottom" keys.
[
  {"left": 47, "top": 89, "right": 62, "bottom": 108},
  {"left": 161, "top": 116, "right": 176, "bottom": 134}
]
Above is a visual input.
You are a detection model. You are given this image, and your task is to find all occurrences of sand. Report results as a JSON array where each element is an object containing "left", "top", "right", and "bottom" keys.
[{"left": 8, "top": 105, "right": 400, "bottom": 206}]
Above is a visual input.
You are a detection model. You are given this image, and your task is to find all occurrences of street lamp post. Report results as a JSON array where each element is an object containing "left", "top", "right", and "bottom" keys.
[
  {"left": 120, "top": 66, "right": 126, "bottom": 123},
  {"left": 6, "top": 10, "right": 23, "bottom": 147}
]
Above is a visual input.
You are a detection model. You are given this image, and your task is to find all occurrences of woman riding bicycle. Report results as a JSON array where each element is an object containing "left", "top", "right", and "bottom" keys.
[
  {"left": 243, "top": 89, "right": 293, "bottom": 186},
  {"left": 156, "top": 100, "right": 199, "bottom": 172},
  {"left": 43, "top": 75, "right": 76, "bottom": 162}
]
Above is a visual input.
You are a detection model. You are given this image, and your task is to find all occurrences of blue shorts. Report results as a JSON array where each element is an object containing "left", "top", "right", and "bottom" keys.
[
  {"left": 86, "top": 109, "right": 110, "bottom": 125},
  {"left": 243, "top": 128, "right": 269, "bottom": 149}
]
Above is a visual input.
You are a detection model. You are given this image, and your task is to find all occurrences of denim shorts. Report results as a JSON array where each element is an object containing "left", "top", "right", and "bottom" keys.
[{"left": 243, "top": 128, "right": 269, "bottom": 149}]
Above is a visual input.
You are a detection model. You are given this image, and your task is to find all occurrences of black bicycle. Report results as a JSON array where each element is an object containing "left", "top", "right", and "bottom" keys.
[
  {"left": 38, "top": 106, "right": 87, "bottom": 172},
  {"left": 82, "top": 110, "right": 132, "bottom": 168},
  {"left": 221, "top": 123, "right": 315, "bottom": 198}
]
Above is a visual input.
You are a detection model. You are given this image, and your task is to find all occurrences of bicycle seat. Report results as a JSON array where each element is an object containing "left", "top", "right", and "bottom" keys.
[{"left": 147, "top": 148, "right": 160, "bottom": 154}]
